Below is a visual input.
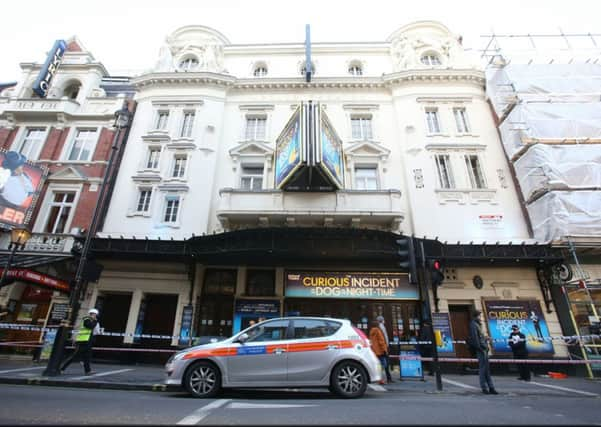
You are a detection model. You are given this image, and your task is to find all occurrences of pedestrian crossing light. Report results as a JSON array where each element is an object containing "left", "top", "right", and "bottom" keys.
[
  {"left": 396, "top": 236, "right": 417, "bottom": 285},
  {"left": 429, "top": 259, "right": 445, "bottom": 288}
]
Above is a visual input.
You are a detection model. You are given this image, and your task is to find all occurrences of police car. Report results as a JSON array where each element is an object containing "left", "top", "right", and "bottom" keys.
[{"left": 165, "top": 317, "right": 381, "bottom": 398}]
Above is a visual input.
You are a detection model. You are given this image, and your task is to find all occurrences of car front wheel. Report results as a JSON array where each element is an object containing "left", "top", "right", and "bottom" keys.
[
  {"left": 330, "top": 360, "right": 368, "bottom": 398},
  {"left": 184, "top": 361, "right": 221, "bottom": 398}
]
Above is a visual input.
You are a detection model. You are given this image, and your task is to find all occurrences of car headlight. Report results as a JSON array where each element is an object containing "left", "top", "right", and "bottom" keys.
[{"left": 173, "top": 352, "right": 187, "bottom": 362}]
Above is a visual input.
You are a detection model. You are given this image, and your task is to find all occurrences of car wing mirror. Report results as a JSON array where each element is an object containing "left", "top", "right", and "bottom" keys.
[{"left": 236, "top": 333, "right": 249, "bottom": 344}]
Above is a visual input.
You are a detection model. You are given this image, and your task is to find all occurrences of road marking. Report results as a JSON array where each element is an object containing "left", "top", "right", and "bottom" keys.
[
  {"left": 229, "top": 403, "right": 318, "bottom": 409},
  {"left": 177, "top": 399, "right": 230, "bottom": 425},
  {"left": 441, "top": 378, "right": 479, "bottom": 390},
  {"left": 528, "top": 381, "right": 599, "bottom": 397},
  {"left": 70, "top": 368, "right": 134, "bottom": 380},
  {"left": 369, "top": 384, "right": 387, "bottom": 392},
  {"left": 0, "top": 367, "right": 44, "bottom": 374}
]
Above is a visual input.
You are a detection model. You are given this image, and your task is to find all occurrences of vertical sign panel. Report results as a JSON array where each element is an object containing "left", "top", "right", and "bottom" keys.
[
  {"left": 275, "top": 106, "right": 304, "bottom": 189},
  {"left": 33, "top": 40, "right": 67, "bottom": 98}
]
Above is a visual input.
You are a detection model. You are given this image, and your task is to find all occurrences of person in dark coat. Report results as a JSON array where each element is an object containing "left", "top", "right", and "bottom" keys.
[
  {"left": 468, "top": 310, "right": 498, "bottom": 395},
  {"left": 508, "top": 324, "right": 531, "bottom": 381}
]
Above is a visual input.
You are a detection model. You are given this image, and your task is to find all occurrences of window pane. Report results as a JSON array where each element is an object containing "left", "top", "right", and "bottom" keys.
[
  {"left": 293, "top": 319, "right": 342, "bottom": 339},
  {"left": 246, "top": 269, "right": 275, "bottom": 296},
  {"left": 465, "top": 155, "right": 486, "bottom": 189},
  {"left": 181, "top": 112, "right": 194, "bottom": 137},
  {"left": 164, "top": 197, "right": 180, "bottom": 222},
  {"left": 435, "top": 154, "right": 454, "bottom": 189},
  {"left": 44, "top": 191, "right": 75, "bottom": 233},
  {"left": 246, "top": 320, "right": 289, "bottom": 342},
  {"left": 69, "top": 129, "right": 96, "bottom": 161}
]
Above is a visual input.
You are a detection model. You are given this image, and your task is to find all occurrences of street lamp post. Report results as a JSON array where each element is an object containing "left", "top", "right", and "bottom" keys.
[
  {"left": 43, "top": 103, "right": 131, "bottom": 376},
  {"left": 0, "top": 227, "right": 32, "bottom": 287}
]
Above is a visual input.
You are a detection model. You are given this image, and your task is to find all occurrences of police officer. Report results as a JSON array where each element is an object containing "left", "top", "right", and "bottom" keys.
[{"left": 60, "top": 308, "right": 100, "bottom": 375}]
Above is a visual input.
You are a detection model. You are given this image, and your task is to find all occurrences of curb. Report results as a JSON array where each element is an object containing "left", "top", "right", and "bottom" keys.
[{"left": 0, "top": 377, "right": 178, "bottom": 392}]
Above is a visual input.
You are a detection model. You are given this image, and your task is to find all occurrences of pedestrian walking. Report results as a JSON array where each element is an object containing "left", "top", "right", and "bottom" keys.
[
  {"left": 508, "top": 324, "right": 531, "bottom": 381},
  {"left": 376, "top": 315, "right": 394, "bottom": 382},
  {"left": 468, "top": 310, "right": 498, "bottom": 395},
  {"left": 60, "top": 308, "right": 101, "bottom": 375},
  {"left": 369, "top": 319, "right": 388, "bottom": 384}
]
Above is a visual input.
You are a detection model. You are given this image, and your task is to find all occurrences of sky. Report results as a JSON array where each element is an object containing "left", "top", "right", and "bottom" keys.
[{"left": 1, "top": 0, "right": 600, "bottom": 80}]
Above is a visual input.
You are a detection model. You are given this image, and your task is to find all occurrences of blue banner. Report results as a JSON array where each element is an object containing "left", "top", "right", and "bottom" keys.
[
  {"left": 275, "top": 108, "right": 303, "bottom": 188},
  {"left": 33, "top": 40, "right": 67, "bottom": 98},
  {"left": 432, "top": 312, "right": 455, "bottom": 353},
  {"left": 318, "top": 108, "right": 344, "bottom": 189},
  {"left": 483, "top": 300, "right": 555, "bottom": 355},
  {"left": 399, "top": 350, "right": 422, "bottom": 378},
  {"left": 285, "top": 271, "right": 418, "bottom": 300}
]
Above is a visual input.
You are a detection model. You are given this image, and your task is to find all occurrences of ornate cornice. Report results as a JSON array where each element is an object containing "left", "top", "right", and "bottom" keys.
[{"left": 132, "top": 69, "right": 485, "bottom": 91}]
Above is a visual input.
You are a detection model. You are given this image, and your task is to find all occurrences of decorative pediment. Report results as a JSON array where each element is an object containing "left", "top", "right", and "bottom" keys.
[
  {"left": 345, "top": 141, "right": 390, "bottom": 161},
  {"left": 229, "top": 141, "right": 274, "bottom": 171},
  {"left": 47, "top": 166, "right": 87, "bottom": 182}
]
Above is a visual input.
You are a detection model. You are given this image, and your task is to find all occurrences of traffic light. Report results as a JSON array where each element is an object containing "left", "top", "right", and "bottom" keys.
[
  {"left": 396, "top": 236, "right": 417, "bottom": 285},
  {"left": 429, "top": 259, "right": 445, "bottom": 288}
]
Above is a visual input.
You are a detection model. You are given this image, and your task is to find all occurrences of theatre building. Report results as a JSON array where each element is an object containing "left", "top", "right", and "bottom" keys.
[
  {"left": 0, "top": 38, "right": 133, "bottom": 351},
  {"left": 30, "top": 22, "right": 572, "bottom": 364}
]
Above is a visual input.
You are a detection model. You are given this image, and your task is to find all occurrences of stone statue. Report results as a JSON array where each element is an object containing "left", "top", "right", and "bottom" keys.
[{"left": 391, "top": 36, "right": 419, "bottom": 70}]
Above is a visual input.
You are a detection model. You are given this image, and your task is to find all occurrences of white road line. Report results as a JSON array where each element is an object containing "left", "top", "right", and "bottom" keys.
[
  {"left": 368, "top": 384, "right": 387, "bottom": 392},
  {"left": 0, "top": 367, "right": 45, "bottom": 374},
  {"left": 229, "top": 403, "right": 318, "bottom": 409},
  {"left": 177, "top": 399, "right": 231, "bottom": 425},
  {"left": 441, "top": 378, "right": 479, "bottom": 390},
  {"left": 70, "top": 368, "right": 134, "bottom": 380},
  {"left": 528, "top": 381, "right": 600, "bottom": 397}
]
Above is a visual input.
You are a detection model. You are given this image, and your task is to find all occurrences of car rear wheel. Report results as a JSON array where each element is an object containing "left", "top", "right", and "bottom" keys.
[
  {"left": 184, "top": 361, "right": 221, "bottom": 398},
  {"left": 330, "top": 360, "right": 368, "bottom": 398}
]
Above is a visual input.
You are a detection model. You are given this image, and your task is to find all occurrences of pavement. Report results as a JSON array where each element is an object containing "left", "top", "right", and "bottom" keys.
[{"left": 0, "top": 356, "right": 600, "bottom": 398}]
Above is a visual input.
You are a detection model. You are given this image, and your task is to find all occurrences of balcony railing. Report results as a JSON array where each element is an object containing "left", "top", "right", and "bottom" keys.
[{"left": 217, "top": 188, "right": 404, "bottom": 230}]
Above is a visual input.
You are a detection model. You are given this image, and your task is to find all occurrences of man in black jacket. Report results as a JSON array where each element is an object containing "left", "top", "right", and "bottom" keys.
[
  {"left": 508, "top": 324, "right": 531, "bottom": 381},
  {"left": 468, "top": 310, "right": 498, "bottom": 395}
]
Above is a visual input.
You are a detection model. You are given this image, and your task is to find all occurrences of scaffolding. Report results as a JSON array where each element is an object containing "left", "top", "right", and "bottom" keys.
[{"left": 482, "top": 33, "right": 601, "bottom": 378}]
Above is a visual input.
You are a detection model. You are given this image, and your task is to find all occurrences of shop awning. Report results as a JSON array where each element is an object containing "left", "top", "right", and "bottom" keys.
[{"left": 0, "top": 253, "right": 72, "bottom": 269}]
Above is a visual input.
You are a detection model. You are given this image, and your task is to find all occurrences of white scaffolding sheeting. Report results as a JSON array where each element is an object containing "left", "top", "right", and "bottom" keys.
[
  {"left": 486, "top": 64, "right": 601, "bottom": 117},
  {"left": 514, "top": 144, "right": 601, "bottom": 202},
  {"left": 528, "top": 191, "right": 601, "bottom": 242},
  {"left": 498, "top": 102, "right": 601, "bottom": 158}
]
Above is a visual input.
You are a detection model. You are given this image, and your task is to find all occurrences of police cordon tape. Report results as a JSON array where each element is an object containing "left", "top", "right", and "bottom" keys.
[
  {"left": 1, "top": 322, "right": 600, "bottom": 345},
  {"left": 0, "top": 341, "right": 598, "bottom": 363}
]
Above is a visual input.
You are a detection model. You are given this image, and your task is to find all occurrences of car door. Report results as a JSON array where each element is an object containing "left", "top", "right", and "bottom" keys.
[
  {"left": 286, "top": 319, "right": 342, "bottom": 383},
  {"left": 227, "top": 319, "right": 290, "bottom": 384}
]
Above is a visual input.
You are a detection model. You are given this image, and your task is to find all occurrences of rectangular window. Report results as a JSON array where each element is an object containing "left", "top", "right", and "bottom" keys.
[
  {"left": 163, "top": 195, "right": 180, "bottom": 223},
  {"left": 155, "top": 111, "right": 169, "bottom": 130},
  {"left": 435, "top": 154, "right": 455, "bottom": 189},
  {"left": 465, "top": 155, "right": 487, "bottom": 189},
  {"left": 351, "top": 116, "right": 373, "bottom": 140},
  {"left": 180, "top": 112, "right": 195, "bottom": 137},
  {"left": 454, "top": 108, "right": 470, "bottom": 133},
  {"left": 246, "top": 269, "right": 276, "bottom": 296},
  {"left": 240, "top": 166, "right": 264, "bottom": 190},
  {"left": 44, "top": 192, "right": 76, "bottom": 233},
  {"left": 245, "top": 116, "right": 267, "bottom": 140},
  {"left": 425, "top": 109, "right": 441, "bottom": 134},
  {"left": 136, "top": 189, "right": 152, "bottom": 212},
  {"left": 172, "top": 155, "right": 187, "bottom": 178},
  {"left": 354, "top": 166, "right": 378, "bottom": 190},
  {"left": 68, "top": 129, "right": 97, "bottom": 161},
  {"left": 146, "top": 147, "right": 161, "bottom": 169},
  {"left": 19, "top": 128, "right": 46, "bottom": 159}
]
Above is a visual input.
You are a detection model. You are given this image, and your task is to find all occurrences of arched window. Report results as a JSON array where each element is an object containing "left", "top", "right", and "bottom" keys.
[
  {"left": 63, "top": 82, "right": 81, "bottom": 100},
  {"left": 179, "top": 56, "right": 199, "bottom": 71},
  {"left": 421, "top": 53, "right": 441, "bottom": 66},
  {"left": 253, "top": 63, "right": 268, "bottom": 77}
]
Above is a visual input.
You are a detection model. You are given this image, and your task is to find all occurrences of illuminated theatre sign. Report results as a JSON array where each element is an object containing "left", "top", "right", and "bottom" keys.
[
  {"left": 274, "top": 102, "right": 345, "bottom": 191},
  {"left": 33, "top": 39, "right": 67, "bottom": 98},
  {"left": 285, "top": 271, "right": 419, "bottom": 300}
]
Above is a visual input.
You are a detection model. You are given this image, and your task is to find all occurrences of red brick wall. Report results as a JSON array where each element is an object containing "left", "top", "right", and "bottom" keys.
[
  {"left": 71, "top": 183, "right": 101, "bottom": 231},
  {"left": 0, "top": 127, "right": 18, "bottom": 150},
  {"left": 39, "top": 128, "right": 69, "bottom": 161}
]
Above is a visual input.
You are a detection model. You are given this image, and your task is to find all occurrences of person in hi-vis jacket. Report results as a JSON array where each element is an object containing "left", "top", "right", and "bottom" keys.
[{"left": 60, "top": 308, "right": 101, "bottom": 375}]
